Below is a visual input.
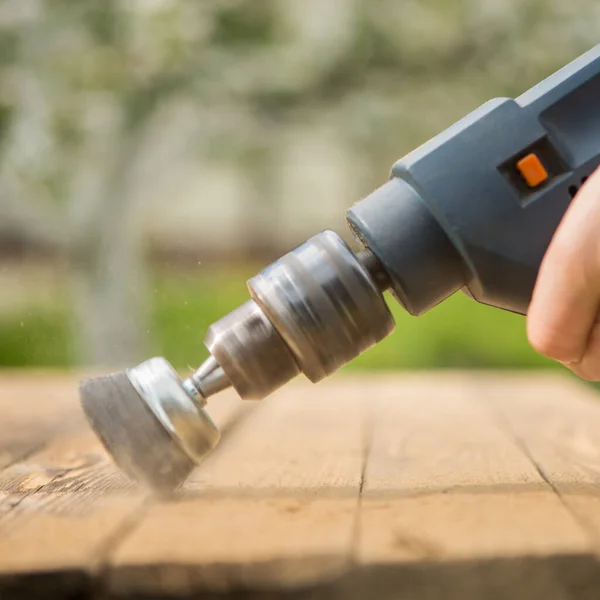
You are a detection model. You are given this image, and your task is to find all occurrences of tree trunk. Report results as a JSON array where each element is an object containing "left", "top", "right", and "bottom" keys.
[
  {"left": 239, "top": 118, "right": 282, "bottom": 260},
  {"left": 70, "top": 128, "right": 149, "bottom": 368}
]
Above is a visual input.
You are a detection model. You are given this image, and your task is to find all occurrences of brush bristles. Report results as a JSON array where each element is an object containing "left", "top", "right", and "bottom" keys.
[{"left": 79, "top": 372, "right": 196, "bottom": 496}]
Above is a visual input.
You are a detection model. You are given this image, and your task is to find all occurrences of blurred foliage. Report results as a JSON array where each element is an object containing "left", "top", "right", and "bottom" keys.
[
  {"left": 0, "top": 0, "right": 598, "bottom": 370},
  {"left": 0, "top": 310, "right": 72, "bottom": 368},
  {"left": 2, "top": 0, "right": 598, "bottom": 208},
  {"left": 212, "top": 0, "right": 278, "bottom": 47}
]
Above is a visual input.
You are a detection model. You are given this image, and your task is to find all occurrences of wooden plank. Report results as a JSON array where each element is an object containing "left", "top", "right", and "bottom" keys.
[
  {"left": 106, "top": 377, "right": 369, "bottom": 597},
  {"left": 0, "top": 427, "right": 142, "bottom": 599},
  {"left": 2, "top": 373, "right": 600, "bottom": 600},
  {"left": 0, "top": 379, "right": 247, "bottom": 599},
  {"left": 482, "top": 374, "right": 600, "bottom": 553},
  {"left": 186, "top": 379, "right": 366, "bottom": 495},
  {"left": 355, "top": 373, "right": 599, "bottom": 600},
  {"left": 0, "top": 374, "right": 84, "bottom": 470}
]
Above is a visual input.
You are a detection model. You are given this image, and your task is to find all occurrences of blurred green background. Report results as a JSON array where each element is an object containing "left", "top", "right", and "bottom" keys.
[{"left": 0, "top": 0, "right": 598, "bottom": 373}]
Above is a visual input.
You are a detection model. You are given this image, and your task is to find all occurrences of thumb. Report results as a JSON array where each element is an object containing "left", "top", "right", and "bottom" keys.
[{"left": 527, "top": 167, "right": 600, "bottom": 370}]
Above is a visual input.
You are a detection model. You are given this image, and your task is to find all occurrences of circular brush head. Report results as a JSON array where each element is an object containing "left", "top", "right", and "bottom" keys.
[{"left": 79, "top": 358, "right": 220, "bottom": 496}]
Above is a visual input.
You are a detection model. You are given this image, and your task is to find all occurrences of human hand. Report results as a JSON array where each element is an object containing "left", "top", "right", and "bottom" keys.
[{"left": 528, "top": 166, "right": 600, "bottom": 381}]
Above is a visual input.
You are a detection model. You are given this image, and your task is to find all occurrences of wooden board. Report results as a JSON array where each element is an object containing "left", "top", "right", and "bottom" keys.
[
  {"left": 0, "top": 372, "right": 600, "bottom": 599},
  {"left": 355, "top": 374, "right": 599, "bottom": 600},
  {"left": 0, "top": 374, "right": 84, "bottom": 471},
  {"left": 107, "top": 378, "right": 369, "bottom": 596},
  {"left": 483, "top": 375, "right": 600, "bottom": 554},
  {"left": 0, "top": 372, "right": 247, "bottom": 599}
]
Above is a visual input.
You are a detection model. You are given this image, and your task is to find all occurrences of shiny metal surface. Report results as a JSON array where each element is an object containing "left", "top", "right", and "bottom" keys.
[
  {"left": 116, "top": 230, "right": 396, "bottom": 413},
  {"left": 204, "top": 299, "right": 300, "bottom": 400},
  {"left": 127, "top": 357, "right": 221, "bottom": 463},
  {"left": 189, "top": 355, "right": 232, "bottom": 398},
  {"left": 248, "top": 230, "right": 395, "bottom": 382},
  {"left": 129, "top": 232, "right": 394, "bottom": 404}
]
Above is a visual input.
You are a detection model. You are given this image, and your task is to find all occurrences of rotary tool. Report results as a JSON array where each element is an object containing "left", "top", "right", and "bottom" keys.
[{"left": 80, "top": 45, "right": 600, "bottom": 495}]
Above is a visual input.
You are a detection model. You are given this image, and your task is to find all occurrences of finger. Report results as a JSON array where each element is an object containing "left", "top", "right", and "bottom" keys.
[
  {"left": 567, "top": 318, "right": 600, "bottom": 381},
  {"left": 527, "top": 168, "right": 600, "bottom": 363}
]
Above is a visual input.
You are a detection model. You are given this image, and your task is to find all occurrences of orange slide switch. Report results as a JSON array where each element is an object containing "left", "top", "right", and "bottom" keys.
[{"left": 516, "top": 153, "right": 548, "bottom": 188}]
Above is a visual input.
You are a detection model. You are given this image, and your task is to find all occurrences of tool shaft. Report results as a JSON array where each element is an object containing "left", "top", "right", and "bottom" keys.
[{"left": 194, "top": 231, "right": 394, "bottom": 401}]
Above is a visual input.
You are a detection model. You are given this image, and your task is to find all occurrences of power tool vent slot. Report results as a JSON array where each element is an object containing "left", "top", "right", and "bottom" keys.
[{"left": 568, "top": 175, "right": 590, "bottom": 199}]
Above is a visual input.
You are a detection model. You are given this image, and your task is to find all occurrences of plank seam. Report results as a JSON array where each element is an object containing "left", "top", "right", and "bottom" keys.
[
  {"left": 93, "top": 497, "right": 153, "bottom": 595},
  {"left": 0, "top": 418, "right": 86, "bottom": 481},
  {"left": 0, "top": 442, "right": 47, "bottom": 478},
  {"left": 350, "top": 397, "right": 374, "bottom": 568},
  {"left": 464, "top": 377, "right": 562, "bottom": 496},
  {"left": 483, "top": 395, "right": 600, "bottom": 552}
]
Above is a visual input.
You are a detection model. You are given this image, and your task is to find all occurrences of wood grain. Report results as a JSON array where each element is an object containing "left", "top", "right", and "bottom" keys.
[
  {"left": 0, "top": 375, "right": 248, "bottom": 599},
  {"left": 355, "top": 374, "right": 598, "bottom": 600},
  {"left": 483, "top": 374, "right": 600, "bottom": 552},
  {"left": 0, "top": 372, "right": 600, "bottom": 599},
  {"left": 0, "top": 373, "right": 84, "bottom": 470},
  {"left": 0, "top": 425, "right": 141, "bottom": 600},
  {"left": 106, "top": 377, "right": 369, "bottom": 596}
]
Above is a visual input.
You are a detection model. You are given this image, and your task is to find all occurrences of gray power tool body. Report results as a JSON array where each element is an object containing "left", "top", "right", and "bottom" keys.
[{"left": 80, "top": 45, "right": 600, "bottom": 494}]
